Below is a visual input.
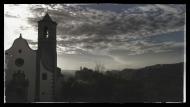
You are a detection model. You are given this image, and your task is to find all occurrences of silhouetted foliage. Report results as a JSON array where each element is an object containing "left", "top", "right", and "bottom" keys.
[{"left": 58, "top": 62, "right": 184, "bottom": 102}]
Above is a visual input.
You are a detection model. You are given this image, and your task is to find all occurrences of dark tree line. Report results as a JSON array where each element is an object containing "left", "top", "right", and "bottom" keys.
[
  {"left": 58, "top": 62, "right": 184, "bottom": 103},
  {"left": 59, "top": 67, "right": 143, "bottom": 102}
]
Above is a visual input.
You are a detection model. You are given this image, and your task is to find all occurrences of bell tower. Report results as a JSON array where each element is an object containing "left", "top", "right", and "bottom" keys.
[
  {"left": 36, "top": 13, "right": 57, "bottom": 101},
  {"left": 38, "top": 13, "right": 57, "bottom": 69}
]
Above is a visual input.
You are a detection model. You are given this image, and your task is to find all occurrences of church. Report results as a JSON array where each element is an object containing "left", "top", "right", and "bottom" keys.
[{"left": 5, "top": 13, "right": 62, "bottom": 102}]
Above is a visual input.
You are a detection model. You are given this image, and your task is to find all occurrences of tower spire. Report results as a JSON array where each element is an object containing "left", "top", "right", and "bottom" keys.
[
  {"left": 42, "top": 12, "right": 53, "bottom": 21},
  {"left": 19, "top": 33, "right": 22, "bottom": 38}
]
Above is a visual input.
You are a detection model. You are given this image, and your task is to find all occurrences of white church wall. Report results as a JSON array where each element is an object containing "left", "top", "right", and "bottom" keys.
[{"left": 5, "top": 37, "right": 36, "bottom": 102}]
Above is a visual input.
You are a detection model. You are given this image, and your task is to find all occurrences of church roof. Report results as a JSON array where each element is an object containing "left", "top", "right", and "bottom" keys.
[
  {"left": 43, "top": 13, "right": 52, "bottom": 21},
  {"left": 5, "top": 34, "right": 36, "bottom": 53},
  {"left": 39, "top": 13, "right": 57, "bottom": 25}
]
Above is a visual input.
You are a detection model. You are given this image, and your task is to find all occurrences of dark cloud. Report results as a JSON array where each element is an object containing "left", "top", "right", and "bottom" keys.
[{"left": 26, "top": 4, "right": 185, "bottom": 56}]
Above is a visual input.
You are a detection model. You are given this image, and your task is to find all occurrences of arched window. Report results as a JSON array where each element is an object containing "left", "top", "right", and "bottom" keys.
[
  {"left": 18, "top": 49, "right": 22, "bottom": 53},
  {"left": 42, "top": 73, "right": 47, "bottom": 80},
  {"left": 44, "top": 27, "right": 49, "bottom": 38}
]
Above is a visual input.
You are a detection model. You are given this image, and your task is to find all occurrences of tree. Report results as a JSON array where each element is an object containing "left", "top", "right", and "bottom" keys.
[{"left": 94, "top": 62, "right": 105, "bottom": 72}]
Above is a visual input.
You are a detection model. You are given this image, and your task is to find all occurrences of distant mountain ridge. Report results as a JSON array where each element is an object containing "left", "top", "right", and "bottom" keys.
[
  {"left": 107, "top": 62, "right": 184, "bottom": 80},
  {"left": 118, "top": 62, "right": 184, "bottom": 102}
]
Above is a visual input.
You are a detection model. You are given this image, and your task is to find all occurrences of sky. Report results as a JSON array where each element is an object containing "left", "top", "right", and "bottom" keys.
[{"left": 4, "top": 4, "right": 186, "bottom": 71}]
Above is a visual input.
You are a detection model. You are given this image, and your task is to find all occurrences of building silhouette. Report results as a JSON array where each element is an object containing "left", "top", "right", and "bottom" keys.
[{"left": 5, "top": 13, "right": 62, "bottom": 102}]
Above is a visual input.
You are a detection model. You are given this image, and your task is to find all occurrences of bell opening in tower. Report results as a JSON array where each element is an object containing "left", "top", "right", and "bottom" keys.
[{"left": 44, "top": 26, "right": 49, "bottom": 38}]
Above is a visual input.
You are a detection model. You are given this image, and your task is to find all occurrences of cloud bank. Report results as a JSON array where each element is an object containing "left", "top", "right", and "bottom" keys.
[
  {"left": 24, "top": 4, "right": 185, "bottom": 55},
  {"left": 4, "top": 4, "right": 185, "bottom": 69}
]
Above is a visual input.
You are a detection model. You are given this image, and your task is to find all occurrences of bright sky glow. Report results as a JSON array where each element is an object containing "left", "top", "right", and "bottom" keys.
[{"left": 4, "top": 4, "right": 186, "bottom": 70}]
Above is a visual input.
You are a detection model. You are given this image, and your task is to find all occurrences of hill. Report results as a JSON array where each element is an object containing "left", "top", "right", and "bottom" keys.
[
  {"left": 59, "top": 62, "right": 184, "bottom": 102},
  {"left": 116, "top": 62, "right": 184, "bottom": 102}
]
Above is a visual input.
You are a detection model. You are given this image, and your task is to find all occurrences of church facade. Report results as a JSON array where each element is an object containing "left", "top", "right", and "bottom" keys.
[{"left": 5, "top": 13, "right": 62, "bottom": 102}]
